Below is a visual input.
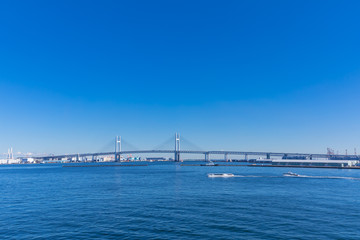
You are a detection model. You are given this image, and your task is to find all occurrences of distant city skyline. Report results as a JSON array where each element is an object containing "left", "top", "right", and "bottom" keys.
[{"left": 1, "top": 0, "right": 360, "bottom": 154}]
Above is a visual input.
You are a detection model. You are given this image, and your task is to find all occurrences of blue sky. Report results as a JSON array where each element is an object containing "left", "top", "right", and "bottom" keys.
[{"left": 1, "top": 0, "right": 360, "bottom": 155}]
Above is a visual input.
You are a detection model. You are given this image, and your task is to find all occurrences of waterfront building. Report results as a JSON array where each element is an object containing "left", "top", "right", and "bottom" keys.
[
  {"left": 146, "top": 157, "right": 166, "bottom": 161},
  {"left": 271, "top": 159, "right": 359, "bottom": 167},
  {"left": 19, "top": 157, "right": 36, "bottom": 164}
]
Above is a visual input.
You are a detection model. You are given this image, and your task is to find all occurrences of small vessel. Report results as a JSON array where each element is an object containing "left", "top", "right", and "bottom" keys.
[
  {"left": 207, "top": 173, "right": 235, "bottom": 178},
  {"left": 201, "top": 161, "right": 218, "bottom": 166},
  {"left": 283, "top": 172, "right": 300, "bottom": 177}
]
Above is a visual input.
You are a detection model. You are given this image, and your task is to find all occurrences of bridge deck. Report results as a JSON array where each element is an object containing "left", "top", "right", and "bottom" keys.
[{"left": 34, "top": 150, "right": 355, "bottom": 160}]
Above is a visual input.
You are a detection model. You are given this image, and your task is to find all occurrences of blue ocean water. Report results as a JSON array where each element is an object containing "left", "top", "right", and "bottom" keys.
[{"left": 0, "top": 162, "right": 359, "bottom": 239}]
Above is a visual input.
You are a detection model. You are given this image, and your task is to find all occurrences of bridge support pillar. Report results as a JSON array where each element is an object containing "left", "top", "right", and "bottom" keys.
[
  {"left": 225, "top": 153, "right": 228, "bottom": 162},
  {"left": 266, "top": 153, "right": 270, "bottom": 159},
  {"left": 175, "top": 151, "right": 180, "bottom": 162},
  {"left": 114, "top": 153, "right": 121, "bottom": 162},
  {"left": 245, "top": 154, "right": 248, "bottom": 161},
  {"left": 205, "top": 153, "right": 210, "bottom": 162}
]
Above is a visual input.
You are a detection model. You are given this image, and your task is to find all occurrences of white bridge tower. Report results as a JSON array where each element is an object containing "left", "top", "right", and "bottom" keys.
[{"left": 174, "top": 133, "right": 180, "bottom": 162}]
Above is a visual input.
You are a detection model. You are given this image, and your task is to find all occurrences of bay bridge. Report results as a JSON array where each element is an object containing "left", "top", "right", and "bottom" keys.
[{"left": 34, "top": 133, "right": 356, "bottom": 162}]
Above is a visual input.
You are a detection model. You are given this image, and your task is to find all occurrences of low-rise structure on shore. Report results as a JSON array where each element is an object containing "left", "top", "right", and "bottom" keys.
[{"left": 271, "top": 159, "right": 359, "bottom": 167}]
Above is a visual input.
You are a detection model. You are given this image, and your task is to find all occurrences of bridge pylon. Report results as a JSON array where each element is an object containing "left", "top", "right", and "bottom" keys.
[
  {"left": 174, "top": 133, "right": 180, "bottom": 162},
  {"left": 115, "top": 136, "right": 121, "bottom": 162}
]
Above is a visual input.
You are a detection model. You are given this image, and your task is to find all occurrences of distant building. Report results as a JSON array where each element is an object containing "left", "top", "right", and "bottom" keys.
[
  {"left": 19, "top": 157, "right": 36, "bottom": 164},
  {"left": 102, "top": 156, "right": 113, "bottom": 162},
  {"left": 329, "top": 156, "right": 360, "bottom": 160},
  {"left": 271, "top": 160, "right": 358, "bottom": 167},
  {"left": 0, "top": 158, "right": 20, "bottom": 164},
  {"left": 146, "top": 157, "right": 166, "bottom": 161},
  {"left": 282, "top": 156, "right": 307, "bottom": 160},
  {"left": 126, "top": 156, "right": 141, "bottom": 161},
  {"left": 255, "top": 158, "right": 273, "bottom": 164},
  {"left": 0, "top": 159, "right": 8, "bottom": 164}
]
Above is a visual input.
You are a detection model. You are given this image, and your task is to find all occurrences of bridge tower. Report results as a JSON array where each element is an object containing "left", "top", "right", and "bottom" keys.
[
  {"left": 115, "top": 136, "right": 121, "bottom": 162},
  {"left": 174, "top": 133, "right": 180, "bottom": 162}
]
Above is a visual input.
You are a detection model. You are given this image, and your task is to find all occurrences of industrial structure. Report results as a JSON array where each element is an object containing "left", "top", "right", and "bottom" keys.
[{"left": 0, "top": 148, "right": 20, "bottom": 164}]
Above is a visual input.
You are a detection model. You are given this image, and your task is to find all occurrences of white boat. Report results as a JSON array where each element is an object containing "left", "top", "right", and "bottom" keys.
[
  {"left": 201, "top": 161, "right": 219, "bottom": 166},
  {"left": 207, "top": 173, "right": 235, "bottom": 178},
  {"left": 283, "top": 172, "right": 300, "bottom": 177}
]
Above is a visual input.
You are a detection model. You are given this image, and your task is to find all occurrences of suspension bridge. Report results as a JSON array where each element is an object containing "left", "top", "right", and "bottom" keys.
[{"left": 33, "top": 133, "right": 356, "bottom": 162}]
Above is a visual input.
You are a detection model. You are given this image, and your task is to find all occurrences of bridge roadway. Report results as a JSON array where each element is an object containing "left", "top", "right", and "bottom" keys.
[{"left": 34, "top": 150, "right": 354, "bottom": 160}]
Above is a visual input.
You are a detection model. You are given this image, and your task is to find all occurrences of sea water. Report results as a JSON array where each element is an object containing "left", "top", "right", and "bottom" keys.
[{"left": 0, "top": 162, "right": 359, "bottom": 239}]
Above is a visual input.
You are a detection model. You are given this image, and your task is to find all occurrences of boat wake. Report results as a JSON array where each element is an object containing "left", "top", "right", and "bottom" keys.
[
  {"left": 282, "top": 172, "right": 360, "bottom": 180},
  {"left": 208, "top": 172, "right": 360, "bottom": 180},
  {"left": 219, "top": 174, "right": 360, "bottom": 180},
  {"left": 286, "top": 175, "right": 360, "bottom": 180},
  {"left": 233, "top": 175, "right": 280, "bottom": 178}
]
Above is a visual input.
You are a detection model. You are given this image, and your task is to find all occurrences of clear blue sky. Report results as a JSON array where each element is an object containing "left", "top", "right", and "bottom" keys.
[{"left": 1, "top": 0, "right": 360, "bottom": 155}]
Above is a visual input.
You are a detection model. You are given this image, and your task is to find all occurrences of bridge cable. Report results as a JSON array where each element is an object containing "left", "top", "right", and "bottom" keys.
[
  {"left": 152, "top": 135, "right": 175, "bottom": 150},
  {"left": 180, "top": 136, "right": 204, "bottom": 151}
]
